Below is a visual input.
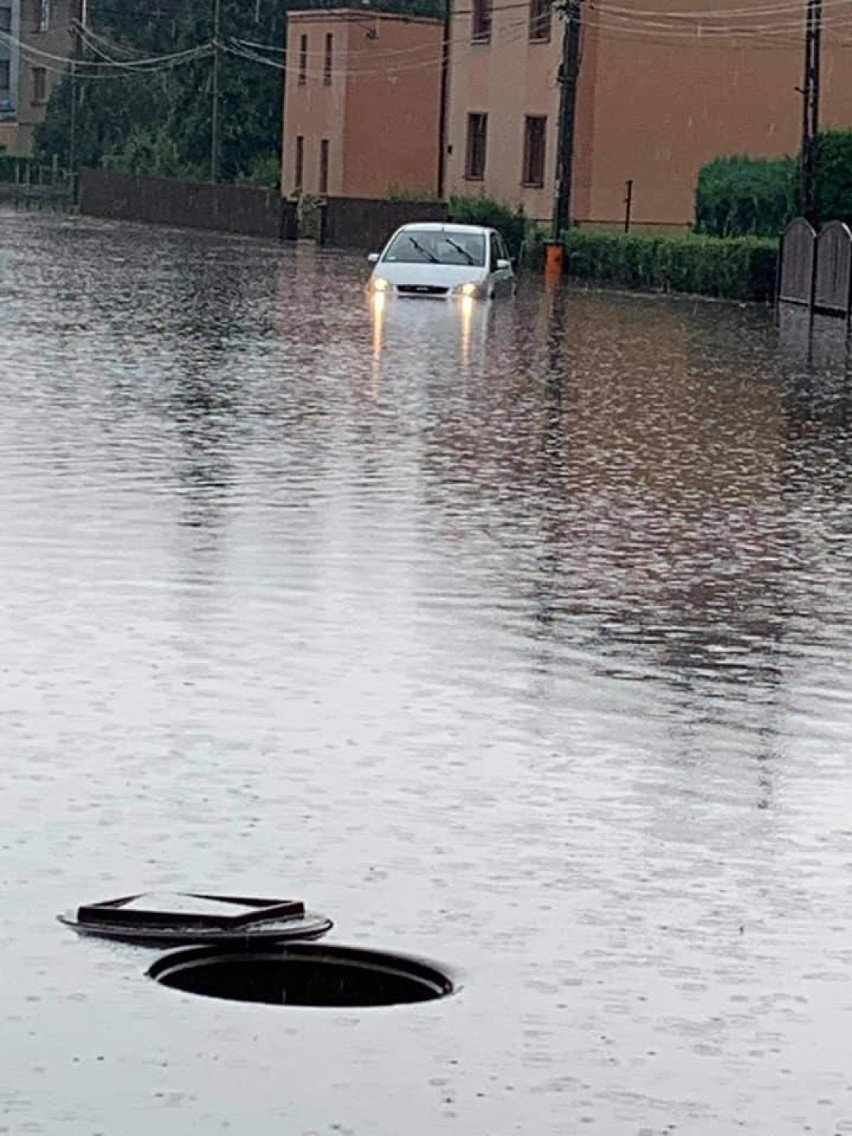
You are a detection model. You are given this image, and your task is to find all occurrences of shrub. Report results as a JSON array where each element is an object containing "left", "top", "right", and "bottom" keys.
[
  {"left": 386, "top": 184, "right": 441, "bottom": 203},
  {"left": 237, "top": 152, "right": 281, "bottom": 190},
  {"left": 695, "top": 155, "right": 797, "bottom": 238},
  {"left": 448, "top": 194, "right": 528, "bottom": 259},
  {"left": 814, "top": 130, "right": 852, "bottom": 227},
  {"left": 562, "top": 229, "right": 778, "bottom": 302}
]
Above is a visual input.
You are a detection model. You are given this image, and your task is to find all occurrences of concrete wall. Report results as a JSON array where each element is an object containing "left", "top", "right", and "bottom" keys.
[
  {"left": 320, "top": 196, "right": 448, "bottom": 249},
  {"left": 79, "top": 169, "right": 298, "bottom": 240},
  {"left": 282, "top": 9, "right": 443, "bottom": 200}
]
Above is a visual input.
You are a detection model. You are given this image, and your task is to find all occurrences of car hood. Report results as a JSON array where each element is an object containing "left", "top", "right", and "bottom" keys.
[{"left": 372, "top": 262, "right": 488, "bottom": 288}]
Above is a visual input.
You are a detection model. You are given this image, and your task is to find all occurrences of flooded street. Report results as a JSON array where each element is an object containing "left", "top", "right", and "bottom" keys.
[{"left": 3, "top": 209, "right": 852, "bottom": 1135}]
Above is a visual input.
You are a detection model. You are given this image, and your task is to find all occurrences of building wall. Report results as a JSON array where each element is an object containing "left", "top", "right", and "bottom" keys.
[
  {"left": 281, "top": 13, "right": 350, "bottom": 198},
  {"left": 340, "top": 15, "right": 442, "bottom": 198},
  {"left": 0, "top": 0, "right": 22, "bottom": 152},
  {"left": 575, "top": 9, "right": 852, "bottom": 226},
  {"left": 0, "top": 0, "right": 74, "bottom": 154},
  {"left": 447, "top": 0, "right": 852, "bottom": 227},
  {"left": 281, "top": 9, "right": 442, "bottom": 200},
  {"left": 445, "top": 2, "right": 561, "bottom": 223},
  {"left": 17, "top": 0, "right": 74, "bottom": 138}
]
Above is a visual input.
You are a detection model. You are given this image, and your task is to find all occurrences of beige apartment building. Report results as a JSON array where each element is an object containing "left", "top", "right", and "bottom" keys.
[
  {"left": 445, "top": 0, "right": 559, "bottom": 224},
  {"left": 281, "top": 7, "right": 443, "bottom": 199},
  {"left": 281, "top": 8, "right": 443, "bottom": 200},
  {"left": 445, "top": 0, "right": 852, "bottom": 226},
  {"left": 0, "top": 0, "right": 74, "bottom": 154}
]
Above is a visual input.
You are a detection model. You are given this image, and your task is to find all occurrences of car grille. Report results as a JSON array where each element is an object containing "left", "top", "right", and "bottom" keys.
[{"left": 396, "top": 285, "right": 450, "bottom": 297}]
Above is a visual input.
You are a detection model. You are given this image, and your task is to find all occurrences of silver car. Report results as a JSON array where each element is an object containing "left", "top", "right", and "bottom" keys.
[{"left": 367, "top": 223, "right": 516, "bottom": 300}]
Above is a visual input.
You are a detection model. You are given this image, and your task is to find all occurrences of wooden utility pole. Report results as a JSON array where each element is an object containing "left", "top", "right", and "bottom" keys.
[
  {"left": 210, "top": 0, "right": 222, "bottom": 182},
  {"left": 800, "top": 0, "right": 822, "bottom": 221},
  {"left": 551, "top": 0, "right": 582, "bottom": 239}
]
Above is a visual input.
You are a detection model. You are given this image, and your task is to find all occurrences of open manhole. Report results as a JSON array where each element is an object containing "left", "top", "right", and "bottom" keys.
[{"left": 148, "top": 942, "right": 454, "bottom": 1007}]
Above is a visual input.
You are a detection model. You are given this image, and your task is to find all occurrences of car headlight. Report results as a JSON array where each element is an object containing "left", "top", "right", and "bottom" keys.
[
  {"left": 372, "top": 277, "right": 391, "bottom": 293},
  {"left": 454, "top": 282, "right": 481, "bottom": 298}
]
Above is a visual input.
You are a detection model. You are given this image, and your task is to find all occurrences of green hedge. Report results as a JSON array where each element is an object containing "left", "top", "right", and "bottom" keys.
[
  {"left": 696, "top": 132, "right": 852, "bottom": 236},
  {"left": 695, "top": 155, "right": 797, "bottom": 238},
  {"left": 563, "top": 229, "right": 778, "bottom": 301}
]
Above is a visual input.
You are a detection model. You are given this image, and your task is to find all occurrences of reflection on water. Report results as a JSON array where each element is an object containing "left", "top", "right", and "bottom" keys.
[{"left": 3, "top": 211, "right": 852, "bottom": 1136}]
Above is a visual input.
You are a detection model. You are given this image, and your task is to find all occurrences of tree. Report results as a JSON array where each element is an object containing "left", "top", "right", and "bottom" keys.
[
  {"left": 34, "top": 0, "right": 443, "bottom": 183},
  {"left": 34, "top": 0, "right": 288, "bottom": 183}
]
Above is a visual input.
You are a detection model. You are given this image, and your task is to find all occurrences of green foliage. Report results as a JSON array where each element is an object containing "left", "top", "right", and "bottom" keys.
[
  {"left": 34, "top": 0, "right": 443, "bottom": 183},
  {"left": 386, "top": 184, "right": 441, "bottom": 202},
  {"left": 448, "top": 194, "right": 528, "bottom": 258},
  {"left": 103, "top": 125, "right": 188, "bottom": 178},
  {"left": 695, "top": 155, "right": 797, "bottom": 238},
  {"left": 33, "top": 0, "right": 281, "bottom": 182},
  {"left": 813, "top": 130, "right": 852, "bottom": 227},
  {"left": 562, "top": 229, "right": 778, "bottom": 302},
  {"left": 237, "top": 152, "right": 281, "bottom": 189}
]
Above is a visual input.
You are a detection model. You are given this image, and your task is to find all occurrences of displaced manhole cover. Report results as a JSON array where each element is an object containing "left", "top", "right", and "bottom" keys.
[
  {"left": 57, "top": 892, "right": 333, "bottom": 947},
  {"left": 148, "top": 942, "right": 454, "bottom": 1007}
]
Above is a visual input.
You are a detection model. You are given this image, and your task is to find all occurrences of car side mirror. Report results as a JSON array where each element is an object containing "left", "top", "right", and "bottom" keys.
[
  {"left": 367, "top": 252, "right": 380, "bottom": 264},
  {"left": 496, "top": 258, "right": 511, "bottom": 270}
]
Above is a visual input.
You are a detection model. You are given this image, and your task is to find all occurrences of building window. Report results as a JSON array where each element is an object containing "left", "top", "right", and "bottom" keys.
[
  {"left": 323, "top": 33, "right": 333, "bottom": 85},
  {"left": 294, "top": 135, "right": 304, "bottom": 192},
  {"left": 298, "top": 34, "right": 307, "bottom": 85},
  {"left": 471, "top": 0, "right": 491, "bottom": 41},
  {"left": 31, "top": 66, "right": 47, "bottom": 104},
  {"left": 529, "top": 0, "right": 552, "bottom": 41},
  {"left": 465, "top": 113, "right": 487, "bottom": 180},
  {"left": 0, "top": 7, "right": 11, "bottom": 33},
  {"left": 38, "top": 0, "right": 50, "bottom": 32},
  {"left": 319, "top": 138, "right": 329, "bottom": 195},
  {"left": 0, "top": 60, "right": 8, "bottom": 92},
  {"left": 522, "top": 115, "right": 547, "bottom": 186}
]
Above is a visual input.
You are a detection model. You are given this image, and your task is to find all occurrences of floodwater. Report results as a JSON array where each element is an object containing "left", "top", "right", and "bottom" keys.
[{"left": 1, "top": 210, "right": 852, "bottom": 1136}]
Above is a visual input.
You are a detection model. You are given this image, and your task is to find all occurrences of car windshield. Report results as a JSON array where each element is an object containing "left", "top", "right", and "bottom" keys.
[{"left": 382, "top": 230, "right": 487, "bottom": 267}]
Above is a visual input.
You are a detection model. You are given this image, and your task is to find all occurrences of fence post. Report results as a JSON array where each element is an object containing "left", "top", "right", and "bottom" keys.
[
  {"left": 775, "top": 230, "right": 784, "bottom": 315},
  {"left": 316, "top": 198, "right": 328, "bottom": 246}
]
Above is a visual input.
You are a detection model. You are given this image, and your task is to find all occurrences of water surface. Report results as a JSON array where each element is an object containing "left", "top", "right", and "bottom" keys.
[{"left": 2, "top": 211, "right": 852, "bottom": 1135}]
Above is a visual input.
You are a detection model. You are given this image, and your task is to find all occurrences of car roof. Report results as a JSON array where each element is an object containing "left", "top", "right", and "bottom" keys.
[{"left": 394, "top": 223, "right": 496, "bottom": 236}]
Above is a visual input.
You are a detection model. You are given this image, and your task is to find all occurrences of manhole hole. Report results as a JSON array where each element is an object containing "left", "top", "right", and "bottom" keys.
[{"left": 148, "top": 943, "right": 454, "bottom": 1007}]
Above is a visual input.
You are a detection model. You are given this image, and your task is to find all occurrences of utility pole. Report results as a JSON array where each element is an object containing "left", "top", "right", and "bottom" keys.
[
  {"left": 210, "top": 0, "right": 222, "bottom": 182},
  {"left": 69, "top": 0, "right": 87, "bottom": 177},
  {"left": 800, "top": 0, "right": 822, "bottom": 221},
  {"left": 551, "top": 0, "right": 582, "bottom": 239}
]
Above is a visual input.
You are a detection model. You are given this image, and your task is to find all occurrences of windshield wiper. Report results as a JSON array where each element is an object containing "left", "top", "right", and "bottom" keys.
[
  {"left": 407, "top": 236, "right": 439, "bottom": 263},
  {"left": 443, "top": 237, "right": 475, "bottom": 265}
]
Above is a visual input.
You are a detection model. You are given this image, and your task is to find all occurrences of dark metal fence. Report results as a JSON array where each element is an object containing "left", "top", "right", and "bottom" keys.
[
  {"left": 78, "top": 169, "right": 297, "bottom": 241},
  {"left": 317, "top": 197, "right": 449, "bottom": 251}
]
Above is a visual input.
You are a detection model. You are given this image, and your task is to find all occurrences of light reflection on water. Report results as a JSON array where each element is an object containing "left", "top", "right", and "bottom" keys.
[{"left": 2, "top": 211, "right": 852, "bottom": 1135}]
